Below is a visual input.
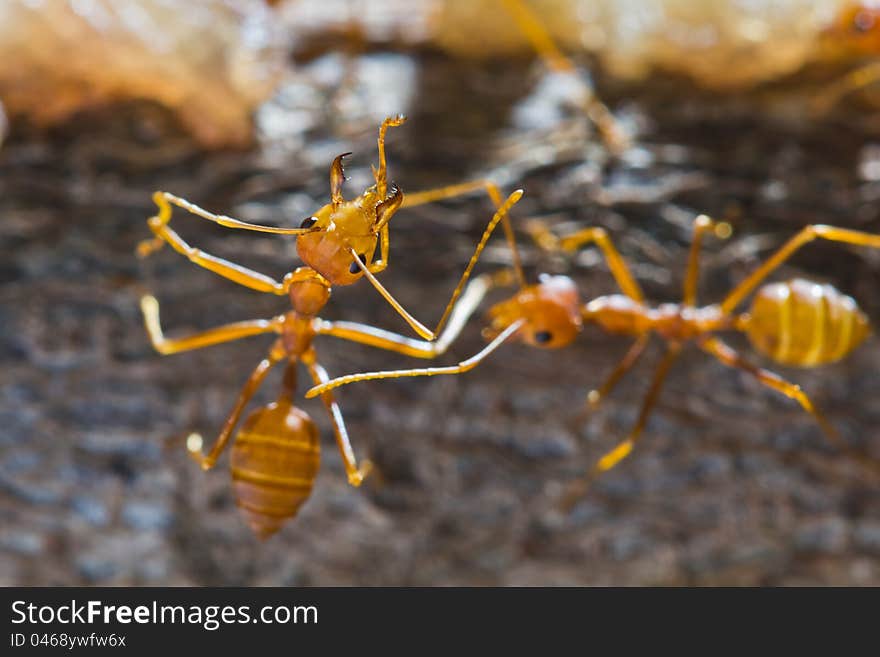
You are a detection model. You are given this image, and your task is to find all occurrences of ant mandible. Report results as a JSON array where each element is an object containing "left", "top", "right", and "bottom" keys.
[
  {"left": 137, "top": 115, "right": 522, "bottom": 537},
  {"left": 307, "top": 215, "right": 880, "bottom": 487}
]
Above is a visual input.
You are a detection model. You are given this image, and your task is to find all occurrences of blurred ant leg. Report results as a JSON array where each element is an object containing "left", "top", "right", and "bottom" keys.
[
  {"left": 500, "top": 0, "right": 572, "bottom": 73},
  {"left": 140, "top": 211, "right": 290, "bottom": 295},
  {"left": 188, "top": 343, "right": 287, "bottom": 470},
  {"left": 561, "top": 344, "right": 681, "bottom": 508},
  {"left": 721, "top": 225, "right": 880, "bottom": 314},
  {"left": 302, "top": 350, "right": 371, "bottom": 487},
  {"left": 499, "top": 0, "right": 628, "bottom": 151},
  {"left": 586, "top": 334, "right": 650, "bottom": 409},
  {"left": 812, "top": 61, "right": 880, "bottom": 114},
  {"left": 375, "top": 115, "right": 407, "bottom": 198},
  {"left": 698, "top": 336, "right": 841, "bottom": 445},
  {"left": 141, "top": 295, "right": 282, "bottom": 355},
  {"left": 401, "top": 179, "right": 526, "bottom": 288},
  {"left": 532, "top": 222, "right": 644, "bottom": 301},
  {"left": 305, "top": 319, "right": 526, "bottom": 398},
  {"left": 593, "top": 344, "right": 681, "bottom": 473},
  {"left": 683, "top": 214, "right": 726, "bottom": 307},
  {"left": 137, "top": 191, "right": 314, "bottom": 256},
  {"left": 315, "top": 273, "right": 495, "bottom": 358},
  {"left": 352, "top": 190, "right": 524, "bottom": 340}
]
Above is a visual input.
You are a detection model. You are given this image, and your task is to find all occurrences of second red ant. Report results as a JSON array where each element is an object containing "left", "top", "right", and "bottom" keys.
[{"left": 307, "top": 215, "right": 880, "bottom": 489}]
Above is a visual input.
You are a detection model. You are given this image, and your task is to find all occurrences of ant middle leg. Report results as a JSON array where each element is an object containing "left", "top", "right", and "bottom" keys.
[
  {"left": 593, "top": 343, "right": 682, "bottom": 473},
  {"left": 138, "top": 208, "right": 292, "bottom": 296},
  {"left": 721, "top": 225, "right": 880, "bottom": 314},
  {"left": 187, "top": 343, "right": 287, "bottom": 470},
  {"left": 683, "top": 214, "right": 731, "bottom": 307},
  {"left": 561, "top": 343, "right": 681, "bottom": 507},
  {"left": 698, "top": 336, "right": 841, "bottom": 444},
  {"left": 140, "top": 295, "right": 282, "bottom": 355},
  {"left": 527, "top": 221, "right": 645, "bottom": 301},
  {"left": 302, "top": 349, "right": 372, "bottom": 487},
  {"left": 137, "top": 191, "right": 314, "bottom": 257}
]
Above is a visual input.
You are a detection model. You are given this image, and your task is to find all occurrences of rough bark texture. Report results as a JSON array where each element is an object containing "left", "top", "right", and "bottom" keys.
[{"left": 2, "top": 45, "right": 879, "bottom": 586}]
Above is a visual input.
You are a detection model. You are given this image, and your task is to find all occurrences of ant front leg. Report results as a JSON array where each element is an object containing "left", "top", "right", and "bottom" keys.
[
  {"left": 138, "top": 192, "right": 312, "bottom": 295},
  {"left": 305, "top": 319, "right": 525, "bottom": 398},
  {"left": 315, "top": 272, "right": 496, "bottom": 359},
  {"left": 140, "top": 295, "right": 282, "bottom": 355},
  {"left": 721, "top": 225, "right": 880, "bottom": 314},
  {"left": 187, "top": 343, "right": 287, "bottom": 470},
  {"left": 374, "top": 114, "right": 407, "bottom": 199},
  {"left": 529, "top": 221, "right": 645, "bottom": 302},
  {"left": 302, "top": 350, "right": 371, "bottom": 487},
  {"left": 401, "top": 178, "right": 526, "bottom": 288},
  {"left": 352, "top": 189, "right": 524, "bottom": 341}
]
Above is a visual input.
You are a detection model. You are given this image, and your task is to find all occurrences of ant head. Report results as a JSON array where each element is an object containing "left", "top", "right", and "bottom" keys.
[
  {"left": 285, "top": 267, "right": 331, "bottom": 316},
  {"left": 295, "top": 152, "right": 404, "bottom": 287},
  {"left": 826, "top": 3, "right": 880, "bottom": 52},
  {"left": 485, "top": 274, "right": 582, "bottom": 349}
]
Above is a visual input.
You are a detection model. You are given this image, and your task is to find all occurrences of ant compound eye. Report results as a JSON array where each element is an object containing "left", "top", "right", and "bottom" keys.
[
  {"left": 349, "top": 253, "right": 367, "bottom": 274},
  {"left": 300, "top": 217, "right": 318, "bottom": 229},
  {"left": 534, "top": 330, "right": 553, "bottom": 344},
  {"left": 854, "top": 11, "right": 876, "bottom": 33}
]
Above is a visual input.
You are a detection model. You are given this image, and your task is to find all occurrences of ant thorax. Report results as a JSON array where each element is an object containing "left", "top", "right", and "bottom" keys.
[{"left": 584, "top": 294, "right": 733, "bottom": 341}]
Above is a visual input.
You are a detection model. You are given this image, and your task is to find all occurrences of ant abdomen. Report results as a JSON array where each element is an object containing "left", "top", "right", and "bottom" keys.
[
  {"left": 745, "top": 278, "right": 871, "bottom": 367},
  {"left": 230, "top": 398, "right": 321, "bottom": 539}
]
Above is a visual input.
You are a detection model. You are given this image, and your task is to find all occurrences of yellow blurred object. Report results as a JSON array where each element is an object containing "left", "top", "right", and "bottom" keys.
[
  {"left": 0, "top": 0, "right": 289, "bottom": 147},
  {"left": 285, "top": 0, "right": 880, "bottom": 90},
  {"left": 432, "top": 0, "right": 864, "bottom": 89}
]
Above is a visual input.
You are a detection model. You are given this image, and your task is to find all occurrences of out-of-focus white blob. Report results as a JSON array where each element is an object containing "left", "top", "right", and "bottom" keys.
[
  {"left": 0, "top": 0, "right": 290, "bottom": 147},
  {"left": 585, "top": 0, "right": 847, "bottom": 89},
  {"left": 279, "top": 0, "right": 432, "bottom": 46},
  {"left": 0, "top": 100, "right": 7, "bottom": 146}
]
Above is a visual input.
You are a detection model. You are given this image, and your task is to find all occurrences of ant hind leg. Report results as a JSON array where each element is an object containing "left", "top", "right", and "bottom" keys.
[
  {"left": 698, "top": 336, "right": 841, "bottom": 445},
  {"left": 302, "top": 350, "right": 372, "bottom": 487},
  {"left": 188, "top": 343, "right": 287, "bottom": 470},
  {"left": 721, "top": 225, "right": 880, "bottom": 314}
]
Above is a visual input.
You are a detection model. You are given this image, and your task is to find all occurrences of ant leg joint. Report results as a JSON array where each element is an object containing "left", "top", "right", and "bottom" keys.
[{"left": 347, "top": 459, "right": 374, "bottom": 487}]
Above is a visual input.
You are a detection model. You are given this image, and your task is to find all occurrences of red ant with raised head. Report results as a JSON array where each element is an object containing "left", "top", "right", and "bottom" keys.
[{"left": 137, "top": 115, "right": 522, "bottom": 537}]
